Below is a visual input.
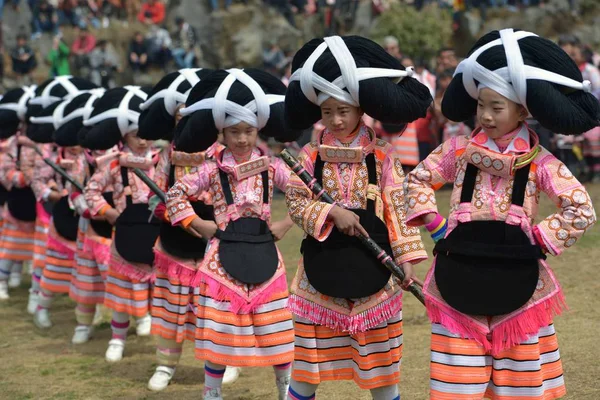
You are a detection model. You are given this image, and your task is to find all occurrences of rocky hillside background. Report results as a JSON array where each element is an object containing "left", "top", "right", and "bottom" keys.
[{"left": 1, "top": 0, "right": 599, "bottom": 86}]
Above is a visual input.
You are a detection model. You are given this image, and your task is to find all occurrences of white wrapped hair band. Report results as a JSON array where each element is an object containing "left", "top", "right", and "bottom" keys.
[
  {"left": 0, "top": 85, "right": 37, "bottom": 121},
  {"left": 28, "top": 76, "right": 83, "bottom": 108},
  {"left": 60, "top": 89, "right": 106, "bottom": 126},
  {"left": 30, "top": 99, "right": 69, "bottom": 129},
  {"left": 290, "top": 36, "right": 414, "bottom": 107},
  {"left": 84, "top": 86, "right": 148, "bottom": 136},
  {"left": 180, "top": 68, "right": 281, "bottom": 131},
  {"left": 140, "top": 68, "right": 202, "bottom": 116},
  {"left": 457, "top": 28, "right": 593, "bottom": 113}
]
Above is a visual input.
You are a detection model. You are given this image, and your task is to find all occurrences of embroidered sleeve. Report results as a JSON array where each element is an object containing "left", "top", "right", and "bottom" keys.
[
  {"left": 404, "top": 137, "right": 458, "bottom": 226},
  {"left": 382, "top": 150, "right": 427, "bottom": 265},
  {"left": 166, "top": 163, "right": 212, "bottom": 225},
  {"left": 285, "top": 144, "right": 334, "bottom": 241},
  {"left": 20, "top": 146, "right": 37, "bottom": 186},
  {"left": 153, "top": 146, "right": 171, "bottom": 193},
  {"left": 272, "top": 156, "right": 291, "bottom": 192},
  {"left": 535, "top": 156, "right": 596, "bottom": 256},
  {"left": 31, "top": 149, "right": 60, "bottom": 201},
  {"left": 84, "top": 164, "right": 112, "bottom": 216},
  {"left": 0, "top": 142, "right": 14, "bottom": 190}
]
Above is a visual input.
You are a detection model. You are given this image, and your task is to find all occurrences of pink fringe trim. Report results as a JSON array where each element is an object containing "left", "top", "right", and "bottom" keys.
[
  {"left": 47, "top": 235, "right": 76, "bottom": 259},
  {"left": 35, "top": 202, "right": 51, "bottom": 225},
  {"left": 82, "top": 237, "right": 111, "bottom": 265},
  {"left": 288, "top": 292, "right": 403, "bottom": 334},
  {"left": 153, "top": 250, "right": 197, "bottom": 286},
  {"left": 197, "top": 271, "right": 288, "bottom": 314},
  {"left": 110, "top": 258, "right": 154, "bottom": 283},
  {"left": 426, "top": 291, "right": 566, "bottom": 355}
]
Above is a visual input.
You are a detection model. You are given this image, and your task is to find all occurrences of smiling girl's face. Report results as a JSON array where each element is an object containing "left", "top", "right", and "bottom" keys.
[
  {"left": 477, "top": 88, "right": 527, "bottom": 139},
  {"left": 320, "top": 97, "right": 363, "bottom": 140}
]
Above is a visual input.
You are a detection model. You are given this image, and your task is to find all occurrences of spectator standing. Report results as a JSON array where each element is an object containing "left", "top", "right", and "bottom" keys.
[
  {"left": 47, "top": 35, "right": 70, "bottom": 77},
  {"left": 129, "top": 31, "right": 149, "bottom": 72},
  {"left": 89, "top": 39, "right": 120, "bottom": 88},
  {"left": 146, "top": 25, "right": 171, "bottom": 70},
  {"left": 137, "top": 0, "right": 165, "bottom": 25},
  {"left": 32, "top": 0, "right": 60, "bottom": 39},
  {"left": 383, "top": 36, "right": 402, "bottom": 60},
  {"left": 559, "top": 35, "right": 600, "bottom": 99},
  {"left": 71, "top": 25, "right": 96, "bottom": 75},
  {"left": 435, "top": 47, "right": 458, "bottom": 75},
  {"left": 11, "top": 34, "right": 37, "bottom": 84},
  {"left": 171, "top": 16, "right": 198, "bottom": 69}
]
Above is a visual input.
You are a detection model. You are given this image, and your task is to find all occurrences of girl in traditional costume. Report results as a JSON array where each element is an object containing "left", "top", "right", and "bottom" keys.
[
  {"left": 137, "top": 68, "right": 231, "bottom": 391},
  {"left": 0, "top": 86, "right": 38, "bottom": 301},
  {"left": 48, "top": 89, "right": 117, "bottom": 344},
  {"left": 165, "top": 68, "right": 302, "bottom": 400},
  {"left": 404, "top": 29, "right": 598, "bottom": 400},
  {"left": 25, "top": 76, "right": 96, "bottom": 315},
  {"left": 283, "top": 35, "right": 433, "bottom": 400},
  {"left": 81, "top": 86, "right": 159, "bottom": 362},
  {"left": 27, "top": 88, "right": 98, "bottom": 330}
]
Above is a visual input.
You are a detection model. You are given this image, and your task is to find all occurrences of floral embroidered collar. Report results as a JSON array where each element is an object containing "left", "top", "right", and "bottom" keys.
[
  {"left": 318, "top": 122, "right": 375, "bottom": 163},
  {"left": 217, "top": 147, "right": 270, "bottom": 181},
  {"left": 470, "top": 124, "right": 531, "bottom": 154},
  {"left": 465, "top": 124, "right": 540, "bottom": 178}
]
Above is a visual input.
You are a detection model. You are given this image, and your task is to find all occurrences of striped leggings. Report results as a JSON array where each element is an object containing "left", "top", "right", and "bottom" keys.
[{"left": 430, "top": 323, "right": 566, "bottom": 400}]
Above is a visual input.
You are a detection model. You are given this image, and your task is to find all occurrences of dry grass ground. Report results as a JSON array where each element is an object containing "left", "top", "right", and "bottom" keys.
[{"left": 1, "top": 185, "right": 599, "bottom": 400}]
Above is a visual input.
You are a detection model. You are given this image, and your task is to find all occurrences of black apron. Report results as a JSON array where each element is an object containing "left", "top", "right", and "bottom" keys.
[
  {"left": 52, "top": 195, "right": 79, "bottom": 241},
  {"left": 301, "top": 153, "right": 392, "bottom": 299},
  {"left": 0, "top": 184, "right": 8, "bottom": 206},
  {"left": 113, "top": 167, "right": 160, "bottom": 265},
  {"left": 6, "top": 144, "right": 37, "bottom": 222},
  {"left": 159, "top": 164, "right": 214, "bottom": 259},
  {"left": 433, "top": 163, "right": 546, "bottom": 316},
  {"left": 90, "top": 192, "right": 115, "bottom": 239},
  {"left": 215, "top": 168, "right": 278, "bottom": 285}
]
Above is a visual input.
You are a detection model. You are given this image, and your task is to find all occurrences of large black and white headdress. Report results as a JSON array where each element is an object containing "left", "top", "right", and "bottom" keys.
[
  {"left": 175, "top": 68, "right": 302, "bottom": 152},
  {"left": 80, "top": 86, "right": 150, "bottom": 150},
  {"left": 138, "top": 68, "right": 213, "bottom": 141},
  {"left": 26, "top": 76, "right": 96, "bottom": 119},
  {"left": 0, "top": 85, "right": 37, "bottom": 139},
  {"left": 285, "top": 35, "right": 433, "bottom": 130},
  {"left": 442, "top": 28, "right": 600, "bottom": 135},
  {"left": 52, "top": 89, "right": 107, "bottom": 147}
]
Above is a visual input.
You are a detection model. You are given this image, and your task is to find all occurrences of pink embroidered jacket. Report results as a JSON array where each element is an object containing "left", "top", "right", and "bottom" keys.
[
  {"left": 284, "top": 126, "right": 427, "bottom": 333},
  {"left": 31, "top": 148, "right": 88, "bottom": 201},
  {"left": 287, "top": 128, "right": 427, "bottom": 265},
  {"left": 84, "top": 147, "right": 155, "bottom": 215},
  {"left": 167, "top": 148, "right": 290, "bottom": 228},
  {"left": 0, "top": 135, "right": 37, "bottom": 190},
  {"left": 404, "top": 130, "right": 596, "bottom": 257}
]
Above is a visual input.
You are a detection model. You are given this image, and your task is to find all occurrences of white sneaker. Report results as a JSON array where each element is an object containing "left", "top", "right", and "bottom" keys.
[
  {"left": 0, "top": 281, "right": 8, "bottom": 300},
  {"left": 27, "top": 290, "right": 39, "bottom": 314},
  {"left": 105, "top": 339, "right": 125, "bottom": 362},
  {"left": 222, "top": 366, "right": 241, "bottom": 385},
  {"left": 72, "top": 325, "right": 94, "bottom": 344},
  {"left": 34, "top": 308, "right": 52, "bottom": 329},
  {"left": 8, "top": 272, "right": 21, "bottom": 288},
  {"left": 136, "top": 314, "right": 151, "bottom": 336},
  {"left": 147, "top": 365, "right": 175, "bottom": 391},
  {"left": 203, "top": 388, "right": 223, "bottom": 400},
  {"left": 276, "top": 376, "right": 290, "bottom": 400}
]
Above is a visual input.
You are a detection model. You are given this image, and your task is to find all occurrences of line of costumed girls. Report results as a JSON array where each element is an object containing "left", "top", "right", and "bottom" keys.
[{"left": 0, "top": 30, "right": 596, "bottom": 400}]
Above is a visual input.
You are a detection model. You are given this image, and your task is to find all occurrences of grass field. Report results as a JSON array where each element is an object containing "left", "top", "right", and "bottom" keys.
[{"left": 1, "top": 185, "right": 599, "bottom": 400}]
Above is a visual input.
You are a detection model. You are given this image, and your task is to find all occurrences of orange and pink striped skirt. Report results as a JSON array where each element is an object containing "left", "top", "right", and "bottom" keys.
[
  {"left": 69, "top": 218, "right": 112, "bottom": 305},
  {"left": 430, "top": 323, "right": 566, "bottom": 400}
]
